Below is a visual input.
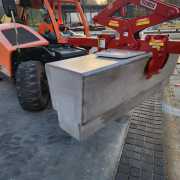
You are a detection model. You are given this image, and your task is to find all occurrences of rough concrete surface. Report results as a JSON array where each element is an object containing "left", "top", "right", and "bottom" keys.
[
  {"left": 0, "top": 78, "right": 130, "bottom": 180},
  {"left": 163, "top": 61, "right": 180, "bottom": 180}
]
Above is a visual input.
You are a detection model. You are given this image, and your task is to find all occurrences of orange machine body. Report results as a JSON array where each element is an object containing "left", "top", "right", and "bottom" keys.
[{"left": 0, "top": 23, "right": 49, "bottom": 77}]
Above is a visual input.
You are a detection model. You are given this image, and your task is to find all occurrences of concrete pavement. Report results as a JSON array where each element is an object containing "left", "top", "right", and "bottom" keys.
[{"left": 0, "top": 79, "right": 129, "bottom": 180}]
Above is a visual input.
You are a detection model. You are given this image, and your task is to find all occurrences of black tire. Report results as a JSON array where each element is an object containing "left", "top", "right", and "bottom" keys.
[{"left": 15, "top": 61, "right": 49, "bottom": 111}]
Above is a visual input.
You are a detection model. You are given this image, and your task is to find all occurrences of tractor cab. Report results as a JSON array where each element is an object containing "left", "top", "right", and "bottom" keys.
[{"left": 14, "top": 0, "right": 89, "bottom": 41}]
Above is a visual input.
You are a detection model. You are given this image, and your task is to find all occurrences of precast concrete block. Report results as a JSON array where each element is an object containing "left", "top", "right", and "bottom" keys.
[{"left": 46, "top": 50, "right": 178, "bottom": 140}]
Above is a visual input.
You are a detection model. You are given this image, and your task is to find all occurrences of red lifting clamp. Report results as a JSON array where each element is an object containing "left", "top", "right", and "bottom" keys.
[{"left": 93, "top": 0, "right": 180, "bottom": 78}]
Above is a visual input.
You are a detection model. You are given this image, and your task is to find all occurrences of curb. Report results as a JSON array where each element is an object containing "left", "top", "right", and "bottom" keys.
[{"left": 163, "top": 84, "right": 180, "bottom": 180}]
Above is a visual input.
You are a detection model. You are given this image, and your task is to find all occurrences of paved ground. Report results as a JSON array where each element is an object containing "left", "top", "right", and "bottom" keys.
[
  {"left": 0, "top": 79, "right": 61, "bottom": 180},
  {"left": 1, "top": 64, "right": 179, "bottom": 180},
  {"left": 116, "top": 95, "right": 166, "bottom": 180},
  {"left": 162, "top": 63, "right": 180, "bottom": 180},
  {"left": 0, "top": 78, "right": 129, "bottom": 180}
]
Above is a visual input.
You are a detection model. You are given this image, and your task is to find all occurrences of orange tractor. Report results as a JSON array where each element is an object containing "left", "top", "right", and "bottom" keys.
[{"left": 0, "top": 0, "right": 90, "bottom": 111}]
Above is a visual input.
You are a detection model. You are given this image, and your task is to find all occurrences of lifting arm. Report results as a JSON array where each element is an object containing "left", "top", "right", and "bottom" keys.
[{"left": 94, "top": 0, "right": 179, "bottom": 34}]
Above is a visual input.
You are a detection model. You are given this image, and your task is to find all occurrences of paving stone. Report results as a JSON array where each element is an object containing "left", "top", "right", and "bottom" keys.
[
  {"left": 124, "top": 144, "right": 143, "bottom": 154},
  {"left": 129, "top": 128, "right": 146, "bottom": 136},
  {"left": 117, "top": 163, "right": 130, "bottom": 174},
  {"left": 128, "top": 159, "right": 143, "bottom": 169},
  {"left": 141, "top": 170, "right": 153, "bottom": 180},
  {"left": 145, "top": 132, "right": 162, "bottom": 140},
  {"left": 120, "top": 156, "right": 130, "bottom": 165},
  {"left": 130, "top": 167, "right": 141, "bottom": 177},
  {"left": 127, "top": 132, "right": 144, "bottom": 141},
  {"left": 143, "top": 148, "right": 154, "bottom": 156},
  {"left": 154, "top": 151, "right": 164, "bottom": 159},
  {"left": 116, "top": 173, "right": 129, "bottom": 180},
  {"left": 142, "top": 153, "right": 154, "bottom": 164},
  {"left": 129, "top": 176, "right": 140, "bottom": 180},
  {"left": 144, "top": 137, "right": 161, "bottom": 145},
  {"left": 153, "top": 174, "right": 166, "bottom": 180},
  {"left": 154, "top": 144, "right": 164, "bottom": 152},
  {"left": 154, "top": 165, "right": 165, "bottom": 176},
  {"left": 124, "top": 151, "right": 142, "bottom": 161}
]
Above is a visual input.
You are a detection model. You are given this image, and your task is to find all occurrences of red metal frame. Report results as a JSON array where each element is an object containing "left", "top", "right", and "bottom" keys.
[
  {"left": 44, "top": 0, "right": 180, "bottom": 78},
  {"left": 94, "top": 0, "right": 179, "bottom": 35}
]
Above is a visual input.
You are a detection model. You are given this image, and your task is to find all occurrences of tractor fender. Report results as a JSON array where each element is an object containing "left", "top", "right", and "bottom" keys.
[{"left": 0, "top": 23, "right": 49, "bottom": 77}]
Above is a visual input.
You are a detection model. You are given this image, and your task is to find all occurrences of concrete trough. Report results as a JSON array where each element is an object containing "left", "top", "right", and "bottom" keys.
[{"left": 46, "top": 50, "right": 178, "bottom": 140}]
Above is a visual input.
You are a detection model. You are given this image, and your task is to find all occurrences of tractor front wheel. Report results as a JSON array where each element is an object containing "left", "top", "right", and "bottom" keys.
[{"left": 15, "top": 61, "right": 49, "bottom": 111}]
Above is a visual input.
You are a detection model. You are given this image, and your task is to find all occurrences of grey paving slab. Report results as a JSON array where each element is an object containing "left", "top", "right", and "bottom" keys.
[{"left": 0, "top": 79, "right": 129, "bottom": 180}]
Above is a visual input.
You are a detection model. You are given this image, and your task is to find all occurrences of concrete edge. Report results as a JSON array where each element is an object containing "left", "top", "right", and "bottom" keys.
[{"left": 112, "top": 117, "right": 131, "bottom": 180}]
